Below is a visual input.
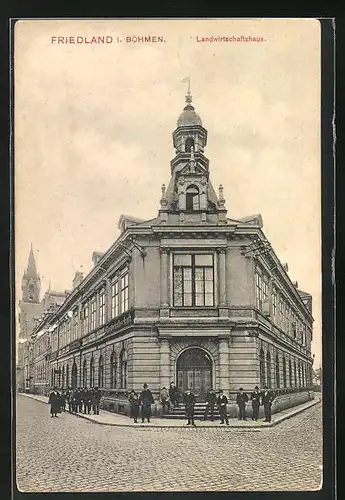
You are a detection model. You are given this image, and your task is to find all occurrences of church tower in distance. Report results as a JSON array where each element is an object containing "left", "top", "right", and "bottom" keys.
[{"left": 18, "top": 245, "right": 43, "bottom": 340}]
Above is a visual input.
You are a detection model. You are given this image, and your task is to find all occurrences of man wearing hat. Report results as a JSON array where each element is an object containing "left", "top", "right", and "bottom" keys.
[
  {"left": 250, "top": 386, "right": 261, "bottom": 421},
  {"left": 236, "top": 387, "right": 249, "bottom": 421},
  {"left": 183, "top": 388, "right": 197, "bottom": 426},
  {"left": 139, "top": 383, "right": 154, "bottom": 423},
  {"left": 261, "top": 385, "right": 275, "bottom": 422},
  {"left": 217, "top": 389, "right": 229, "bottom": 425}
]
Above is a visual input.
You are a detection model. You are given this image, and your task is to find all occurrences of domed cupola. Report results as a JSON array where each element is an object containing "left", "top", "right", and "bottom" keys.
[{"left": 177, "top": 101, "right": 203, "bottom": 127}]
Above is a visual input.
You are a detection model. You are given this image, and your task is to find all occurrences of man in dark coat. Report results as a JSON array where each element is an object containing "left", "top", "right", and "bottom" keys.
[
  {"left": 78, "top": 388, "right": 84, "bottom": 413},
  {"left": 236, "top": 387, "right": 249, "bottom": 421},
  {"left": 169, "top": 382, "right": 179, "bottom": 408},
  {"left": 71, "top": 389, "right": 78, "bottom": 413},
  {"left": 261, "top": 385, "right": 275, "bottom": 422},
  {"left": 128, "top": 390, "right": 140, "bottom": 423},
  {"left": 83, "top": 388, "right": 92, "bottom": 414},
  {"left": 250, "top": 386, "right": 261, "bottom": 421},
  {"left": 203, "top": 389, "right": 217, "bottom": 421},
  {"left": 48, "top": 387, "right": 60, "bottom": 417},
  {"left": 139, "top": 383, "right": 154, "bottom": 423},
  {"left": 184, "top": 388, "right": 197, "bottom": 426},
  {"left": 217, "top": 389, "right": 229, "bottom": 425},
  {"left": 92, "top": 387, "right": 102, "bottom": 415}
]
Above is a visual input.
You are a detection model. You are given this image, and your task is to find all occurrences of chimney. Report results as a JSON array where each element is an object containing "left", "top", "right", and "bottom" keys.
[
  {"left": 292, "top": 281, "right": 299, "bottom": 288},
  {"left": 72, "top": 271, "right": 84, "bottom": 289},
  {"left": 92, "top": 251, "right": 104, "bottom": 267},
  {"left": 282, "top": 262, "right": 289, "bottom": 272}
]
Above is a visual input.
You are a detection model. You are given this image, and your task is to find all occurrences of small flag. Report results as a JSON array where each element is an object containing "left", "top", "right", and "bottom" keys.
[{"left": 181, "top": 77, "right": 189, "bottom": 83}]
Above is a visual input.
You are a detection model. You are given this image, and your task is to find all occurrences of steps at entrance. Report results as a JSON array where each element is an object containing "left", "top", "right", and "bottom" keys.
[{"left": 162, "top": 402, "right": 221, "bottom": 420}]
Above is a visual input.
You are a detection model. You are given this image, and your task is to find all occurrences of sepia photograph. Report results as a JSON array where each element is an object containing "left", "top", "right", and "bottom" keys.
[{"left": 14, "top": 18, "right": 323, "bottom": 493}]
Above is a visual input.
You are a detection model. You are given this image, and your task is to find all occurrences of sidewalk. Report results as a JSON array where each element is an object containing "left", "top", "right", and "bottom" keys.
[{"left": 19, "top": 392, "right": 320, "bottom": 429}]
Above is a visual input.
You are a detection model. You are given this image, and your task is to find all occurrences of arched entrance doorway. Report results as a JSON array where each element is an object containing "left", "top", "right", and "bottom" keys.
[
  {"left": 71, "top": 362, "right": 78, "bottom": 389},
  {"left": 176, "top": 347, "right": 212, "bottom": 400}
]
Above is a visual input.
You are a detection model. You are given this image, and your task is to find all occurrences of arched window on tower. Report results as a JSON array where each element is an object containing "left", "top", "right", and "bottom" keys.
[
  {"left": 185, "top": 137, "right": 195, "bottom": 153},
  {"left": 186, "top": 185, "right": 200, "bottom": 211},
  {"left": 110, "top": 351, "right": 117, "bottom": 389},
  {"left": 275, "top": 354, "right": 280, "bottom": 389},
  {"left": 98, "top": 355, "right": 104, "bottom": 388},
  {"left": 266, "top": 351, "right": 271, "bottom": 388},
  {"left": 259, "top": 348, "right": 265, "bottom": 387},
  {"left": 120, "top": 349, "right": 128, "bottom": 389}
]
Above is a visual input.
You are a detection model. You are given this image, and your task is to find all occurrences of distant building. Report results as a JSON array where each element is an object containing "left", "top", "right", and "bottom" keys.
[
  {"left": 29, "top": 90, "right": 314, "bottom": 404},
  {"left": 16, "top": 246, "right": 68, "bottom": 392}
]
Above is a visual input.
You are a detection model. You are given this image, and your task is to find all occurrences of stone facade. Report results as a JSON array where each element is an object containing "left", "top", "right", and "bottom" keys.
[{"left": 27, "top": 89, "right": 314, "bottom": 405}]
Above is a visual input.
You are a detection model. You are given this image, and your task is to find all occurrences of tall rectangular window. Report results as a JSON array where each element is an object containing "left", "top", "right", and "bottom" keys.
[
  {"left": 91, "top": 297, "right": 97, "bottom": 330},
  {"left": 272, "top": 289, "right": 277, "bottom": 317},
  {"left": 99, "top": 290, "right": 105, "bottom": 326},
  {"left": 255, "top": 272, "right": 263, "bottom": 310},
  {"left": 83, "top": 303, "right": 89, "bottom": 334},
  {"left": 111, "top": 281, "right": 119, "bottom": 318},
  {"left": 173, "top": 254, "right": 214, "bottom": 307},
  {"left": 120, "top": 273, "right": 129, "bottom": 313},
  {"left": 72, "top": 309, "right": 78, "bottom": 340}
]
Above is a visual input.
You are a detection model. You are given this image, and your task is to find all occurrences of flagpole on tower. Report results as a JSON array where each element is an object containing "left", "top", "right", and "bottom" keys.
[{"left": 181, "top": 76, "right": 192, "bottom": 104}]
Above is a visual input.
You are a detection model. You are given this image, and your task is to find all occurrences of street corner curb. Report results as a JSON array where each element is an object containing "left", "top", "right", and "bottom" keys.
[{"left": 267, "top": 397, "right": 321, "bottom": 427}]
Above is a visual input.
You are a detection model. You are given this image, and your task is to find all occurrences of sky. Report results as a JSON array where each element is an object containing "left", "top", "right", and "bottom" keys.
[{"left": 14, "top": 18, "right": 322, "bottom": 367}]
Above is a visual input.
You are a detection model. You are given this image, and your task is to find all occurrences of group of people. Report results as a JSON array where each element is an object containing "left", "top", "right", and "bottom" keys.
[
  {"left": 49, "top": 381, "right": 276, "bottom": 425},
  {"left": 48, "top": 386, "right": 102, "bottom": 417},
  {"left": 158, "top": 382, "right": 276, "bottom": 426}
]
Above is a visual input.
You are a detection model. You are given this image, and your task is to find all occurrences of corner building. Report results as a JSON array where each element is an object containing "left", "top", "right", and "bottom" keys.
[{"left": 45, "top": 90, "right": 314, "bottom": 403}]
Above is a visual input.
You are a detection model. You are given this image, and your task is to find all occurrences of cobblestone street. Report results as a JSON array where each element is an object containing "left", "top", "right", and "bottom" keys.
[{"left": 16, "top": 395, "right": 322, "bottom": 492}]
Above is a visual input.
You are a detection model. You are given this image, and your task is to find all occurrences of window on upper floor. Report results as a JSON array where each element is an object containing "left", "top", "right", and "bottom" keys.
[
  {"left": 83, "top": 302, "right": 89, "bottom": 334},
  {"left": 272, "top": 289, "right": 277, "bottom": 317},
  {"left": 111, "top": 281, "right": 119, "bottom": 318},
  {"left": 255, "top": 271, "right": 268, "bottom": 311},
  {"left": 90, "top": 297, "right": 97, "bottom": 330},
  {"left": 120, "top": 273, "right": 129, "bottom": 314},
  {"left": 73, "top": 309, "right": 78, "bottom": 340},
  {"left": 173, "top": 254, "right": 214, "bottom": 307},
  {"left": 99, "top": 290, "right": 105, "bottom": 326},
  {"left": 186, "top": 185, "right": 200, "bottom": 211}
]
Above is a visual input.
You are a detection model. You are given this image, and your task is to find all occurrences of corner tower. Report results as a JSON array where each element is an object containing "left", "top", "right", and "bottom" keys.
[{"left": 159, "top": 85, "right": 227, "bottom": 224}]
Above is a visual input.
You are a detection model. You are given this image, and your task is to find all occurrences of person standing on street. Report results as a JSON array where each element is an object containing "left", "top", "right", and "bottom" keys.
[
  {"left": 203, "top": 389, "right": 217, "bottom": 421},
  {"left": 236, "top": 387, "right": 249, "bottom": 421},
  {"left": 169, "top": 382, "right": 179, "bottom": 408},
  {"left": 261, "top": 385, "right": 275, "bottom": 422},
  {"left": 139, "top": 383, "right": 154, "bottom": 423},
  {"left": 184, "top": 388, "right": 197, "bottom": 427},
  {"left": 217, "top": 389, "right": 229, "bottom": 425},
  {"left": 250, "top": 386, "right": 261, "bottom": 421},
  {"left": 48, "top": 387, "right": 60, "bottom": 418},
  {"left": 129, "top": 391, "right": 140, "bottom": 423},
  {"left": 92, "top": 386, "right": 102, "bottom": 415},
  {"left": 160, "top": 386, "right": 170, "bottom": 414}
]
